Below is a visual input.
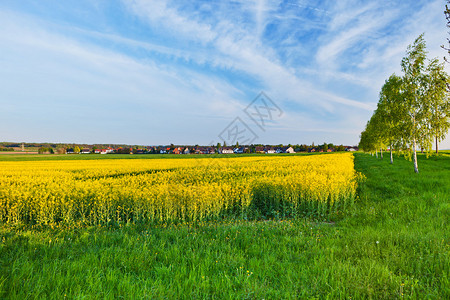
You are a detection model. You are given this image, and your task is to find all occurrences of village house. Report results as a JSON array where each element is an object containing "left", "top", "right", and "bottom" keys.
[
  {"left": 234, "top": 147, "right": 244, "bottom": 154},
  {"left": 282, "top": 146, "right": 295, "bottom": 153},
  {"left": 193, "top": 147, "right": 214, "bottom": 154},
  {"left": 172, "top": 147, "right": 183, "bottom": 154},
  {"left": 275, "top": 146, "right": 295, "bottom": 153},
  {"left": 255, "top": 146, "right": 265, "bottom": 153},
  {"left": 265, "top": 147, "right": 276, "bottom": 154},
  {"left": 221, "top": 147, "right": 234, "bottom": 154},
  {"left": 94, "top": 148, "right": 114, "bottom": 154}
]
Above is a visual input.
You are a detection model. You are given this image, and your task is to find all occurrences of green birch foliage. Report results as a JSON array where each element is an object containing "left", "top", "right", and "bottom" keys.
[
  {"left": 360, "top": 33, "right": 449, "bottom": 171},
  {"left": 425, "top": 58, "right": 450, "bottom": 154},
  {"left": 370, "top": 109, "right": 386, "bottom": 152},
  {"left": 378, "top": 74, "right": 404, "bottom": 151},
  {"left": 400, "top": 34, "right": 431, "bottom": 172},
  {"left": 359, "top": 115, "right": 381, "bottom": 155},
  {"left": 400, "top": 35, "right": 430, "bottom": 147}
]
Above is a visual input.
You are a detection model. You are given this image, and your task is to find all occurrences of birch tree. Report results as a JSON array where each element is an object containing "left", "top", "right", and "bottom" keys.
[
  {"left": 360, "top": 113, "right": 383, "bottom": 157},
  {"left": 378, "top": 74, "right": 404, "bottom": 164},
  {"left": 370, "top": 109, "right": 385, "bottom": 159},
  {"left": 400, "top": 34, "right": 430, "bottom": 173},
  {"left": 425, "top": 58, "right": 450, "bottom": 154},
  {"left": 359, "top": 129, "right": 375, "bottom": 155}
]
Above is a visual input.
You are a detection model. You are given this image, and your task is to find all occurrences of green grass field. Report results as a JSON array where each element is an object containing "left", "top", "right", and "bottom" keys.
[{"left": 0, "top": 153, "right": 448, "bottom": 298}]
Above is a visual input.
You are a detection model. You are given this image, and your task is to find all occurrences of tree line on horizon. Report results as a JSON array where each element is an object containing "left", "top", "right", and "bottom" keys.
[
  {"left": 63, "top": 142, "right": 352, "bottom": 154},
  {"left": 1, "top": 141, "right": 357, "bottom": 154}
]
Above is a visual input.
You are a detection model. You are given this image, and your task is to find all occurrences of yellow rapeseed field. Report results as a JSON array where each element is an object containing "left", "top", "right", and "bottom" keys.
[{"left": 0, "top": 153, "right": 360, "bottom": 226}]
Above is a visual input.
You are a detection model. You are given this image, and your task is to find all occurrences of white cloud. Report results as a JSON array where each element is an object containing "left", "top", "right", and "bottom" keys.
[
  {"left": 126, "top": 1, "right": 217, "bottom": 44},
  {"left": 123, "top": 0, "right": 373, "bottom": 114},
  {"left": 0, "top": 10, "right": 249, "bottom": 144}
]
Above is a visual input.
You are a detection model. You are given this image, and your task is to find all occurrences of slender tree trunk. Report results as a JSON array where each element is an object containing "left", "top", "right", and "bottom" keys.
[
  {"left": 413, "top": 138, "right": 419, "bottom": 173},
  {"left": 436, "top": 135, "right": 439, "bottom": 154},
  {"left": 412, "top": 112, "right": 419, "bottom": 173},
  {"left": 390, "top": 144, "right": 393, "bottom": 164},
  {"left": 380, "top": 148, "right": 383, "bottom": 159},
  {"left": 376, "top": 149, "right": 378, "bottom": 158}
]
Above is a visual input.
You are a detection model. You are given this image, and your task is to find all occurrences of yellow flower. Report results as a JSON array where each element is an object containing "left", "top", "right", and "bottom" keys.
[{"left": 0, "top": 153, "right": 359, "bottom": 225}]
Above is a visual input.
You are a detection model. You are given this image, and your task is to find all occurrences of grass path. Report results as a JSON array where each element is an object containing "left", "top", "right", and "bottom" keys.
[{"left": 0, "top": 153, "right": 448, "bottom": 298}]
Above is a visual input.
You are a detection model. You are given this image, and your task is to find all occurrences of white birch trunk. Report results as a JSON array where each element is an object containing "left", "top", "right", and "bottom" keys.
[
  {"left": 390, "top": 144, "right": 393, "bottom": 164},
  {"left": 380, "top": 148, "right": 383, "bottom": 159},
  {"left": 436, "top": 135, "right": 438, "bottom": 154},
  {"left": 413, "top": 138, "right": 419, "bottom": 173},
  {"left": 412, "top": 112, "right": 419, "bottom": 173}
]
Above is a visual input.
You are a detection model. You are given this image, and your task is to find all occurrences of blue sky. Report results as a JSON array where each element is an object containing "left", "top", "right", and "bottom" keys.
[{"left": 1, "top": 0, "right": 449, "bottom": 148}]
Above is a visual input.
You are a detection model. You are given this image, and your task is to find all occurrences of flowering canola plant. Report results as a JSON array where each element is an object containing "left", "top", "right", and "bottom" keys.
[{"left": 0, "top": 153, "right": 361, "bottom": 226}]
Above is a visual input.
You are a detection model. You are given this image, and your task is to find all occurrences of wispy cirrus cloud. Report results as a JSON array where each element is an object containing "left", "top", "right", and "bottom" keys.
[{"left": 123, "top": 0, "right": 371, "bottom": 113}]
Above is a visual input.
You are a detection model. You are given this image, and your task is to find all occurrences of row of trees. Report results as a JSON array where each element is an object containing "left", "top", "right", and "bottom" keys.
[
  {"left": 0, "top": 147, "right": 14, "bottom": 152},
  {"left": 38, "top": 147, "right": 55, "bottom": 154},
  {"left": 359, "top": 34, "right": 450, "bottom": 173}
]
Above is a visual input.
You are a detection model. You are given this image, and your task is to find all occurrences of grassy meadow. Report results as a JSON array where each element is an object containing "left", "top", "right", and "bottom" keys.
[{"left": 0, "top": 152, "right": 449, "bottom": 298}]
